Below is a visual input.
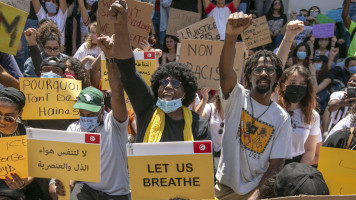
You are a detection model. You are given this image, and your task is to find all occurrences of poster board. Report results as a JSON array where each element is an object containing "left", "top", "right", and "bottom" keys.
[
  {"left": 127, "top": 141, "right": 214, "bottom": 200},
  {"left": 0, "top": 0, "right": 30, "bottom": 13},
  {"left": 316, "top": 13, "right": 335, "bottom": 24},
  {"left": 27, "top": 128, "right": 101, "bottom": 200},
  {"left": 19, "top": 78, "right": 82, "bottom": 120},
  {"left": 97, "top": 0, "right": 153, "bottom": 48},
  {"left": 179, "top": 39, "right": 245, "bottom": 90},
  {"left": 318, "top": 146, "right": 356, "bottom": 195},
  {"left": 326, "top": 9, "right": 343, "bottom": 22},
  {"left": 0, "top": 1, "right": 28, "bottom": 55},
  {"left": 312, "top": 23, "right": 335, "bottom": 39},
  {"left": 241, "top": 16, "right": 272, "bottom": 49},
  {"left": 166, "top": 8, "right": 201, "bottom": 36},
  {"left": 0, "top": 136, "right": 28, "bottom": 179},
  {"left": 177, "top": 16, "right": 220, "bottom": 40}
]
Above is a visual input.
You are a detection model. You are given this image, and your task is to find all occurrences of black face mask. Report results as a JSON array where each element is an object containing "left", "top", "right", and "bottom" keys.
[{"left": 284, "top": 85, "right": 307, "bottom": 103}]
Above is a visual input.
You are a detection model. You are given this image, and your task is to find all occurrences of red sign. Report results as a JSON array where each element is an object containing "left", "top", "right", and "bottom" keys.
[
  {"left": 144, "top": 51, "right": 155, "bottom": 59},
  {"left": 85, "top": 133, "right": 100, "bottom": 144}
]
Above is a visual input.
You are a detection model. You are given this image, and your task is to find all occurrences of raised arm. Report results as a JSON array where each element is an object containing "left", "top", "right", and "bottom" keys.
[
  {"left": 31, "top": 0, "right": 41, "bottom": 14},
  {"left": 59, "top": 0, "right": 67, "bottom": 14},
  {"left": 24, "top": 28, "right": 43, "bottom": 77},
  {"left": 343, "top": 0, "right": 351, "bottom": 29},
  {"left": 90, "top": 54, "right": 102, "bottom": 89},
  {"left": 0, "top": 65, "right": 19, "bottom": 89},
  {"left": 78, "top": 0, "right": 90, "bottom": 28},
  {"left": 276, "top": 20, "right": 304, "bottom": 68},
  {"left": 97, "top": 35, "right": 127, "bottom": 122},
  {"left": 197, "top": 0, "right": 202, "bottom": 14},
  {"left": 219, "top": 12, "right": 251, "bottom": 98},
  {"left": 202, "top": 0, "right": 211, "bottom": 10}
]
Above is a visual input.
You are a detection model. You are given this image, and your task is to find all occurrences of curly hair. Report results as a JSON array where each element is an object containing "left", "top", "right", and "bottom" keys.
[
  {"left": 244, "top": 49, "right": 283, "bottom": 91},
  {"left": 61, "top": 57, "right": 90, "bottom": 89},
  {"left": 277, "top": 65, "right": 317, "bottom": 125},
  {"left": 150, "top": 62, "right": 198, "bottom": 107},
  {"left": 36, "top": 20, "right": 61, "bottom": 50},
  {"left": 86, "top": 22, "right": 97, "bottom": 49}
]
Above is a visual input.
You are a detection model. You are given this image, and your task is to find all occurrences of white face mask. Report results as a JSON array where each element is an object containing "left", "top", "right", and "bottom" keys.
[{"left": 41, "top": 72, "right": 62, "bottom": 78}]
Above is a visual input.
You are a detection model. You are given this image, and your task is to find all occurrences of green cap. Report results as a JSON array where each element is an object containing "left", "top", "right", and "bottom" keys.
[{"left": 73, "top": 87, "right": 104, "bottom": 112}]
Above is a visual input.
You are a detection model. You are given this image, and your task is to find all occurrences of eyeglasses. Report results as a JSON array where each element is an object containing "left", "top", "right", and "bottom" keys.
[
  {"left": 159, "top": 78, "right": 182, "bottom": 88},
  {"left": 218, "top": 122, "right": 224, "bottom": 135},
  {"left": 310, "top": 9, "right": 319, "bottom": 12},
  {"left": 0, "top": 115, "right": 17, "bottom": 123},
  {"left": 44, "top": 47, "right": 60, "bottom": 53},
  {"left": 252, "top": 66, "right": 276, "bottom": 76}
]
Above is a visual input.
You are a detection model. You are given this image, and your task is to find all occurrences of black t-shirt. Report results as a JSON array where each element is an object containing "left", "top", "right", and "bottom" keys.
[
  {"left": 172, "top": 0, "right": 199, "bottom": 13},
  {"left": 115, "top": 58, "right": 211, "bottom": 143},
  {"left": 323, "top": 128, "right": 356, "bottom": 150},
  {"left": 266, "top": 13, "right": 287, "bottom": 33}
]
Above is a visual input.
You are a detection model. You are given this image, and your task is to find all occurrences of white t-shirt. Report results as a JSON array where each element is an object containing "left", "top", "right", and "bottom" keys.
[
  {"left": 294, "top": 26, "right": 313, "bottom": 45},
  {"left": 289, "top": 109, "right": 321, "bottom": 157},
  {"left": 216, "top": 83, "right": 292, "bottom": 195},
  {"left": 67, "top": 112, "right": 130, "bottom": 195},
  {"left": 203, "top": 103, "right": 224, "bottom": 152},
  {"left": 74, "top": 42, "right": 101, "bottom": 70},
  {"left": 36, "top": 6, "right": 68, "bottom": 45},
  {"left": 206, "top": 3, "right": 236, "bottom": 41},
  {"left": 327, "top": 114, "right": 354, "bottom": 140},
  {"left": 328, "top": 91, "right": 350, "bottom": 132}
]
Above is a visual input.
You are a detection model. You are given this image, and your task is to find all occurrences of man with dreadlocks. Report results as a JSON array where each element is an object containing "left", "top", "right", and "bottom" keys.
[{"left": 215, "top": 12, "right": 293, "bottom": 199}]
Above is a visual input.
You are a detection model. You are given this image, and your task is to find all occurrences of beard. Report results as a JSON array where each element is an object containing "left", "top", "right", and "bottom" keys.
[{"left": 255, "top": 78, "right": 271, "bottom": 94}]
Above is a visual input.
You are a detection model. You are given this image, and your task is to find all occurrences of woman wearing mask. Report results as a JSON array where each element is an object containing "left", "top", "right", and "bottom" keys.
[
  {"left": 32, "top": 0, "right": 68, "bottom": 45},
  {"left": 74, "top": 22, "right": 101, "bottom": 70},
  {"left": 277, "top": 65, "right": 321, "bottom": 165},
  {"left": 160, "top": 35, "right": 179, "bottom": 65},
  {"left": 308, "top": 6, "right": 320, "bottom": 19},
  {"left": 287, "top": 42, "right": 312, "bottom": 67},
  {"left": 314, "top": 37, "right": 332, "bottom": 57}
]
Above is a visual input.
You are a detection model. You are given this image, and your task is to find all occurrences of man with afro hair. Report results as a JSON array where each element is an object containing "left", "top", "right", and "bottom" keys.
[{"left": 98, "top": 0, "right": 210, "bottom": 143}]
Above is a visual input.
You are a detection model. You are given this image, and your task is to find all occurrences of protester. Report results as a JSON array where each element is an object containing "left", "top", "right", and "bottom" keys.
[
  {"left": 308, "top": 6, "right": 320, "bottom": 19},
  {"left": 0, "top": 87, "right": 45, "bottom": 199},
  {"left": 215, "top": 12, "right": 295, "bottom": 199},
  {"left": 31, "top": 0, "right": 68, "bottom": 45},
  {"left": 202, "top": 0, "right": 240, "bottom": 41},
  {"left": 277, "top": 65, "right": 320, "bottom": 165},
  {"left": 343, "top": 0, "right": 356, "bottom": 57},
  {"left": 266, "top": 0, "right": 287, "bottom": 48},
  {"left": 106, "top": 0, "right": 210, "bottom": 143},
  {"left": 287, "top": 42, "right": 312, "bottom": 67},
  {"left": 61, "top": 56, "right": 91, "bottom": 88},
  {"left": 160, "top": 35, "right": 179, "bottom": 65}
]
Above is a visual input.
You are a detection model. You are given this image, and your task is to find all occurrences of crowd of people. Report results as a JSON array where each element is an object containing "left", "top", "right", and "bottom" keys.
[{"left": 1, "top": 0, "right": 356, "bottom": 199}]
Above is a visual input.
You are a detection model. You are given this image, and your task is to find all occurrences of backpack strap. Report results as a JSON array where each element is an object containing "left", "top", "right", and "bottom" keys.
[{"left": 346, "top": 127, "right": 355, "bottom": 149}]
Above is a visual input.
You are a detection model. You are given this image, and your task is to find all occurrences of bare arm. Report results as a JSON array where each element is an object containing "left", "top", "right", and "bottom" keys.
[
  {"left": 72, "top": 18, "right": 78, "bottom": 55},
  {"left": 90, "top": 54, "right": 102, "bottom": 89},
  {"left": 59, "top": 0, "right": 67, "bottom": 14},
  {"left": 343, "top": 0, "right": 351, "bottom": 29},
  {"left": 197, "top": 0, "right": 202, "bottom": 14},
  {"left": 78, "top": 0, "right": 90, "bottom": 27},
  {"left": 310, "top": 142, "right": 322, "bottom": 166},
  {"left": 220, "top": 12, "right": 252, "bottom": 98},
  {"left": 328, "top": 94, "right": 355, "bottom": 112},
  {"left": 317, "top": 78, "right": 332, "bottom": 93},
  {"left": 276, "top": 20, "right": 304, "bottom": 68},
  {"left": 31, "top": 0, "right": 41, "bottom": 14},
  {"left": 300, "top": 135, "right": 318, "bottom": 165},
  {"left": 202, "top": 0, "right": 211, "bottom": 10},
  {"left": 0, "top": 65, "right": 19, "bottom": 89},
  {"left": 232, "top": 0, "right": 241, "bottom": 9},
  {"left": 194, "top": 87, "right": 210, "bottom": 115}
]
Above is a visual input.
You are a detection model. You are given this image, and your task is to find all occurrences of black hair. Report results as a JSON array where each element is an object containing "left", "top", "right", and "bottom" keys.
[
  {"left": 308, "top": 6, "right": 320, "bottom": 16},
  {"left": 268, "top": 0, "right": 285, "bottom": 15},
  {"left": 244, "top": 50, "right": 283, "bottom": 91},
  {"left": 61, "top": 57, "right": 90, "bottom": 88},
  {"left": 0, "top": 98, "right": 23, "bottom": 112},
  {"left": 294, "top": 42, "right": 311, "bottom": 58},
  {"left": 314, "top": 37, "right": 332, "bottom": 51},
  {"left": 89, "top": 1, "right": 98, "bottom": 22},
  {"left": 150, "top": 62, "right": 198, "bottom": 107},
  {"left": 37, "top": 20, "right": 61, "bottom": 49},
  {"left": 345, "top": 57, "right": 356, "bottom": 70}
]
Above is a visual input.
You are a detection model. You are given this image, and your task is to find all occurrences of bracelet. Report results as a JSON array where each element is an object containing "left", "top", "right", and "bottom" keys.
[{"left": 106, "top": 58, "right": 115, "bottom": 64}]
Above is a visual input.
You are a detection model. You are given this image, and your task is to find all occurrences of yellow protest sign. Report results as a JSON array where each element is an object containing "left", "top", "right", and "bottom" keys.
[
  {"left": 0, "top": 135, "right": 28, "bottom": 179},
  {"left": 318, "top": 146, "right": 356, "bottom": 195},
  {"left": 241, "top": 16, "right": 272, "bottom": 49},
  {"left": 0, "top": 1, "right": 27, "bottom": 55},
  {"left": 19, "top": 78, "right": 82, "bottom": 120},
  {"left": 127, "top": 141, "right": 214, "bottom": 200},
  {"left": 27, "top": 128, "right": 101, "bottom": 200},
  {"left": 180, "top": 39, "right": 245, "bottom": 90},
  {"left": 101, "top": 52, "right": 110, "bottom": 91}
]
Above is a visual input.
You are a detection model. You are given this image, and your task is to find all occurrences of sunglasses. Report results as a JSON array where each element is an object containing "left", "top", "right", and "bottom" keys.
[
  {"left": 218, "top": 122, "right": 224, "bottom": 135},
  {"left": 274, "top": 1, "right": 281, "bottom": 5},
  {"left": 310, "top": 9, "right": 319, "bottom": 12},
  {"left": 159, "top": 78, "right": 182, "bottom": 88},
  {"left": 0, "top": 115, "right": 17, "bottom": 123},
  {"left": 252, "top": 66, "right": 276, "bottom": 76}
]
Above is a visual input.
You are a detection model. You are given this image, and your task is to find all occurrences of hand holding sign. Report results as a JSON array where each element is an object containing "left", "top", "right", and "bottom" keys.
[
  {"left": 4, "top": 173, "right": 26, "bottom": 190},
  {"left": 226, "top": 12, "right": 252, "bottom": 38},
  {"left": 285, "top": 20, "right": 304, "bottom": 38},
  {"left": 24, "top": 28, "right": 37, "bottom": 46}
]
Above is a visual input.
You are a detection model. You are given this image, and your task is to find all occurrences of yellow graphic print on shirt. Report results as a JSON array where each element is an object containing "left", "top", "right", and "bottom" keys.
[{"left": 238, "top": 109, "right": 274, "bottom": 154}]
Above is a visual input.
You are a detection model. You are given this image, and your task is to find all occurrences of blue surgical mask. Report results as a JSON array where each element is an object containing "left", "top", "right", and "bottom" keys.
[
  {"left": 297, "top": 51, "right": 307, "bottom": 60},
  {"left": 314, "top": 63, "right": 322, "bottom": 71},
  {"left": 80, "top": 116, "right": 99, "bottom": 132},
  {"left": 156, "top": 98, "right": 182, "bottom": 113},
  {"left": 349, "top": 66, "right": 356, "bottom": 74},
  {"left": 41, "top": 72, "right": 61, "bottom": 78},
  {"left": 45, "top": 2, "right": 57, "bottom": 14}
]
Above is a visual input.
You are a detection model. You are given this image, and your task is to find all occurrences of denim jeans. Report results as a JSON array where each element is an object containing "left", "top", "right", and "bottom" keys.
[
  {"left": 255, "top": 0, "right": 273, "bottom": 17},
  {"left": 274, "top": 32, "right": 284, "bottom": 48},
  {"left": 152, "top": 11, "right": 160, "bottom": 39},
  {"left": 237, "top": 2, "right": 247, "bottom": 13},
  {"left": 70, "top": 182, "right": 130, "bottom": 200}
]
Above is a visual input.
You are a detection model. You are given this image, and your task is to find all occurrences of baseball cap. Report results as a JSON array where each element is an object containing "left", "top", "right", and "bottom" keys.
[
  {"left": 73, "top": 87, "right": 104, "bottom": 112},
  {"left": 274, "top": 162, "right": 329, "bottom": 197},
  {"left": 312, "top": 55, "right": 328, "bottom": 63},
  {"left": 41, "top": 56, "right": 66, "bottom": 72}
]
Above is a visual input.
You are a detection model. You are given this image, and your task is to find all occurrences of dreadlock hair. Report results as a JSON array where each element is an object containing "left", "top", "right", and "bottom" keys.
[
  {"left": 243, "top": 49, "right": 283, "bottom": 91},
  {"left": 61, "top": 57, "right": 90, "bottom": 89},
  {"left": 277, "top": 65, "right": 317, "bottom": 125},
  {"left": 37, "top": 20, "right": 61, "bottom": 50},
  {"left": 150, "top": 62, "right": 198, "bottom": 107}
]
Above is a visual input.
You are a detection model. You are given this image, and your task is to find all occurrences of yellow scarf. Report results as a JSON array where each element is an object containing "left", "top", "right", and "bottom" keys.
[{"left": 143, "top": 107, "right": 194, "bottom": 143}]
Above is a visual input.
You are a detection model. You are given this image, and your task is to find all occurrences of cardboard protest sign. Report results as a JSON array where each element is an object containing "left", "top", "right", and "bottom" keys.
[
  {"left": 166, "top": 8, "right": 201, "bottom": 36},
  {"left": 316, "top": 13, "right": 335, "bottom": 24},
  {"left": 0, "top": 0, "right": 30, "bottom": 13},
  {"left": 241, "top": 16, "right": 272, "bottom": 49},
  {"left": 19, "top": 78, "right": 82, "bottom": 120},
  {"left": 127, "top": 141, "right": 214, "bottom": 200},
  {"left": 180, "top": 39, "right": 245, "bottom": 90},
  {"left": 97, "top": 0, "right": 153, "bottom": 48},
  {"left": 27, "top": 128, "right": 101, "bottom": 200},
  {"left": 0, "top": 136, "right": 28, "bottom": 179},
  {"left": 0, "top": 2, "right": 28, "bottom": 55},
  {"left": 101, "top": 52, "right": 110, "bottom": 91},
  {"left": 326, "top": 9, "right": 343, "bottom": 22},
  {"left": 318, "top": 147, "right": 356, "bottom": 195},
  {"left": 177, "top": 16, "right": 220, "bottom": 40},
  {"left": 312, "top": 23, "right": 335, "bottom": 39}
]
